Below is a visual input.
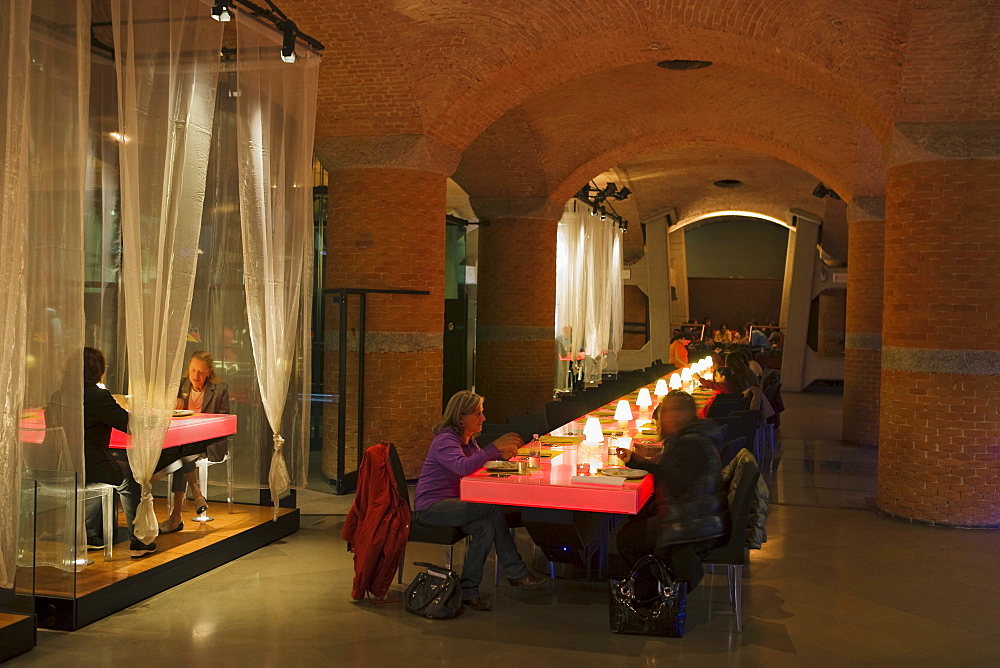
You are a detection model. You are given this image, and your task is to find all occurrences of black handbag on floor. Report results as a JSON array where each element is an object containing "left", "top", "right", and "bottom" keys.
[
  {"left": 609, "top": 555, "right": 687, "bottom": 637},
  {"left": 404, "top": 562, "right": 464, "bottom": 619}
]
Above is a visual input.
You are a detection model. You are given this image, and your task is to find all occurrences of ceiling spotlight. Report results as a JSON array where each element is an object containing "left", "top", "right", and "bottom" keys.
[
  {"left": 613, "top": 186, "right": 631, "bottom": 200},
  {"left": 812, "top": 182, "right": 841, "bottom": 200},
  {"left": 600, "top": 211, "right": 607, "bottom": 221},
  {"left": 280, "top": 21, "right": 298, "bottom": 63},
  {"left": 211, "top": 1, "right": 232, "bottom": 21}
]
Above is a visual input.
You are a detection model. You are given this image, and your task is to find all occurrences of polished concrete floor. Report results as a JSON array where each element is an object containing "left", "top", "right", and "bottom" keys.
[{"left": 12, "top": 390, "right": 1000, "bottom": 666}]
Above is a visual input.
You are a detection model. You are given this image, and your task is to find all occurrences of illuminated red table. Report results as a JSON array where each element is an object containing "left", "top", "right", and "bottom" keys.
[
  {"left": 19, "top": 411, "right": 236, "bottom": 448},
  {"left": 460, "top": 449, "right": 653, "bottom": 514},
  {"left": 108, "top": 413, "right": 237, "bottom": 449}
]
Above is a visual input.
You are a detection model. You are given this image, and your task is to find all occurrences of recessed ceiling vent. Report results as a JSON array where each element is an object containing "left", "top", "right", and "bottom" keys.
[
  {"left": 657, "top": 59, "right": 713, "bottom": 70},
  {"left": 713, "top": 179, "right": 743, "bottom": 188}
]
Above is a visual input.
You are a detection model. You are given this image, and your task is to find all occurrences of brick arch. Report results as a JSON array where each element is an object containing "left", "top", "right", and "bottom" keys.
[
  {"left": 291, "top": 0, "right": 907, "bottom": 145},
  {"left": 549, "top": 132, "right": 850, "bottom": 213},
  {"left": 455, "top": 60, "right": 876, "bottom": 209}
]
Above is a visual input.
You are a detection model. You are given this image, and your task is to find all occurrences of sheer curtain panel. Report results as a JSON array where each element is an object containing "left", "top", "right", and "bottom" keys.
[
  {"left": 235, "top": 17, "right": 318, "bottom": 517},
  {"left": 0, "top": 0, "right": 32, "bottom": 589},
  {"left": 554, "top": 201, "right": 624, "bottom": 384},
  {"left": 111, "top": 0, "right": 223, "bottom": 543}
]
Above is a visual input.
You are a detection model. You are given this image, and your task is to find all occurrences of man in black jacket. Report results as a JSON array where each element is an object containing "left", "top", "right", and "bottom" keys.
[{"left": 616, "top": 390, "right": 727, "bottom": 591}]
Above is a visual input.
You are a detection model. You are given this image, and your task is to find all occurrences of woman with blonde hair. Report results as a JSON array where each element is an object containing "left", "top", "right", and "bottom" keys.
[
  {"left": 155, "top": 350, "right": 230, "bottom": 533},
  {"left": 413, "top": 390, "right": 549, "bottom": 611}
]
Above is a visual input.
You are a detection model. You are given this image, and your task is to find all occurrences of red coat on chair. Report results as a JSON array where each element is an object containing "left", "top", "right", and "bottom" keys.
[{"left": 342, "top": 442, "right": 411, "bottom": 600}]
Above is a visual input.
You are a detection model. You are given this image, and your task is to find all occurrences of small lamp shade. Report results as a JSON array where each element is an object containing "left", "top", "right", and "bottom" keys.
[
  {"left": 669, "top": 373, "right": 682, "bottom": 390},
  {"left": 614, "top": 400, "right": 632, "bottom": 422},
  {"left": 681, "top": 368, "right": 693, "bottom": 383},
  {"left": 583, "top": 416, "right": 604, "bottom": 443},
  {"left": 654, "top": 378, "right": 668, "bottom": 397},
  {"left": 636, "top": 388, "right": 652, "bottom": 409}
]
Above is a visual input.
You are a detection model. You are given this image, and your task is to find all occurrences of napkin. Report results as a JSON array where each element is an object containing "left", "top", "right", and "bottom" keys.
[{"left": 570, "top": 475, "right": 625, "bottom": 487}]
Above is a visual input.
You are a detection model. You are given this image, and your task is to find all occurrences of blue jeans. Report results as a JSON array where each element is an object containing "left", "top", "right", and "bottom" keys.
[
  {"left": 415, "top": 499, "right": 529, "bottom": 599},
  {"left": 86, "top": 457, "right": 141, "bottom": 544}
]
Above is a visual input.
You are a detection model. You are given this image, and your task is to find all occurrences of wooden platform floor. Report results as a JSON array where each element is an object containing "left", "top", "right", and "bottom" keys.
[{"left": 25, "top": 499, "right": 295, "bottom": 599}]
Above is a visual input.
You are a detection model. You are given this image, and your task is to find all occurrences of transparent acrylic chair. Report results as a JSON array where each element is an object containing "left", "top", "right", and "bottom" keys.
[{"left": 21, "top": 427, "right": 115, "bottom": 563}]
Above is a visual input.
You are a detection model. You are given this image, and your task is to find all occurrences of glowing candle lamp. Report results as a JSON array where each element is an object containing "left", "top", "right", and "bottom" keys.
[
  {"left": 654, "top": 378, "right": 668, "bottom": 398},
  {"left": 583, "top": 416, "right": 604, "bottom": 443},
  {"left": 636, "top": 388, "right": 652, "bottom": 412}
]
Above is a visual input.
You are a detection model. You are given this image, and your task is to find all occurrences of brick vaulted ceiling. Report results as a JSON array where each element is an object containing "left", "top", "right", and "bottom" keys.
[{"left": 287, "top": 0, "right": 1000, "bottom": 224}]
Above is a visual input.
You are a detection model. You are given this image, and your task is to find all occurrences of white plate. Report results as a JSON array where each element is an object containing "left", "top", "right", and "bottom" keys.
[
  {"left": 597, "top": 467, "right": 648, "bottom": 479},
  {"left": 173, "top": 410, "right": 194, "bottom": 417},
  {"left": 484, "top": 461, "right": 519, "bottom": 472}
]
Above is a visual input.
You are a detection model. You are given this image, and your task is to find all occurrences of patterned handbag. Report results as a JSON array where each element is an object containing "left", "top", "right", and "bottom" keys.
[{"left": 609, "top": 555, "right": 687, "bottom": 637}]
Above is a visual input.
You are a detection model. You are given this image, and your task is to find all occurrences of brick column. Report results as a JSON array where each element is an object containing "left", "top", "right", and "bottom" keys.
[
  {"left": 472, "top": 198, "right": 561, "bottom": 421},
  {"left": 879, "top": 125, "right": 1000, "bottom": 526},
  {"left": 816, "top": 289, "right": 846, "bottom": 355},
  {"left": 843, "top": 198, "right": 885, "bottom": 446}
]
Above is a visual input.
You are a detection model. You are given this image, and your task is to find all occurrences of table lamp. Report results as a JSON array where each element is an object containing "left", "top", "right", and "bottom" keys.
[
  {"left": 668, "top": 373, "right": 681, "bottom": 391},
  {"left": 654, "top": 378, "right": 668, "bottom": 399},
  {"left": 680, "top": 367, "right": 693, "bottom": 391},
  {"left": 636, "top": 388, "right": 652, "bottom": 413},
  {"left": 583, "top": 416, "right": 604, "bottom": 443},
  {"left": 613, "top": 400, "right": 632, "bottom": 428}
]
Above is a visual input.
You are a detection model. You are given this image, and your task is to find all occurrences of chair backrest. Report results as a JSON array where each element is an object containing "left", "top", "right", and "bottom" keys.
[
  {"left": 719, "top": 437, "right": 746, "bottom": 467},
  {"left": 731, "top": 409, "right": 762, "bottom": 435},
  {"left": 386, "top": 442, "right": 413, "bottom": 512},
  {"left": 713, "top": 459, "right": 761, "bottom": 561},
  {"left": 705, "top": 393, "right": 744, "bottom": 418}
]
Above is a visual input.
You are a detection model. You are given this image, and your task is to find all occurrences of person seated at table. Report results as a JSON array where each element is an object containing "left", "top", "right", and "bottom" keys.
[
  {"left": 615, "top": 391, "right": 726, "bottom": 593},
  {"left": 724, "top": 350, "right": 759, "bottom": 394},
  {"left": 748, "top": 325, "right": 771, "bottom": 352},
  {"left": 72, "top": 347, "right": 156, "bottom": 557},
  {"left": 731, "top": 325, "right": 749, "bottom": 346},
  {"left": 155, "top": 350, "right": 230, "bottom": 533},
  {"left": 693, "top": 367, "right": 736, "bottom": 418},
  {"left": 668, "top": 332, "right": 691, "bottom": 368},
  {"left": 712, "top": 324, "right": 734, "bottom": 346},
  {"left": 413, "top": 390, "right": 549, "bottom": 611}
]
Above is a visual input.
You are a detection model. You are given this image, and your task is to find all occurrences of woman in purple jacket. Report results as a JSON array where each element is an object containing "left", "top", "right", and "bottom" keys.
[{"left": 414, "top": 390, "right": 549, "bottom": 610}]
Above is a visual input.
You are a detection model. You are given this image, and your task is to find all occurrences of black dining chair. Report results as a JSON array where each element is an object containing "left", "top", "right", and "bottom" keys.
[
  {"left": 702, "top": 458, "right": 761, "bottom": 632},
  {"left": 718, "top": 436, "right": 747, "bottom": 468},
  {"left": 705, "top": 393, "right": 744, "bottom": 418},
  {"left": 730, "top": 409, "right": 764, "bottom": 461},
  {"left": 388, "top": 442, "right": 466, "bottom": 584}
]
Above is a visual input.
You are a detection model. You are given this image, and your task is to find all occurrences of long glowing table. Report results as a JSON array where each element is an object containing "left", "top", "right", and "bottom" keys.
[{"left": 460, "top": 445, "right": 653, "bottom": 515}]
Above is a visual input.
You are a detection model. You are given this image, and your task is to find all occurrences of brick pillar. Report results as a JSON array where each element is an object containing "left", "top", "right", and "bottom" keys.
[
  {"left": 878, "top": 134, "right": 1000, "bottom": 526},
  {"left": 843, "top": 199, "right": 885, "bottom": 446},
  {"left": 816, "top": 289, "right": 846, "bottom": 355},
  {"left": 319, "top": 167, "right": 447, "bottom": 478},
  {"left": 472, "top": 200, "right": 561, "bottom": 421}
]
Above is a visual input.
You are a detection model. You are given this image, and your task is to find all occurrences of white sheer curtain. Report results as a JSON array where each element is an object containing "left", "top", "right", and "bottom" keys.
[
  {"left": 234, "top": 17, "right": 318, "bottom": 517},
  {"left": 25, "top": 0, "right": 90, "bottom": 566},
  {"left": 111, "top": 0, "right": 223, "bottom": 544},
  {"left": 554, "top": 200, "right": 624, "bottom": 384},
  {"left": 0, "top": 0, "right": 32, "bottom": 589}
]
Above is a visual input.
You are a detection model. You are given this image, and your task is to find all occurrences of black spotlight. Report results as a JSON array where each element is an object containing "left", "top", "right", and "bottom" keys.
[{"left": 812, "top": 182, "right": 841, "bottom": 200}]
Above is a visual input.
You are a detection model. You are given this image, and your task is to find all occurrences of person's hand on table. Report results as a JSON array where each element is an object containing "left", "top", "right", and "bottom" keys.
[
  {"left": 616, "top": 448, "right": 632, "bottom": 464},
  {"left": 493, "top": 432, "right": 524, "bottom": 459}
]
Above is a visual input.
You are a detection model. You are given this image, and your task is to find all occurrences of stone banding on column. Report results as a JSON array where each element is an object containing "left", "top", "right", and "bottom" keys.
[
  {"left": 845, "top": 332, "right": 881, "bottom": 351},
  {"left": 478, "top": 326, "right": 552, "bottom": 342},
  {"left": 325, "top": 331, "right": 442, "bottom": 353},
  {"left": 882, "top": 346, "right": 1000, "bottom": 376}
]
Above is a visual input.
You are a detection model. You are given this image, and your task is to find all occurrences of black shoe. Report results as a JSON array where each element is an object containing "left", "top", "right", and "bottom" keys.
[
  {"left": 86, "top": 539, "right": 105, "bottom": 551},
  {"left": 129, "top": 539, "right": 156, "bottom": 558},
  {"left": 463, "top": 597, "right": 491, "bottom": 611},
  {"left": 507, "top": 572, "right": 549, "bottom": 589}
]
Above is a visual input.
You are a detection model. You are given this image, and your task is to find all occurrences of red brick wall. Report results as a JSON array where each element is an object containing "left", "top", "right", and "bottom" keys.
[
  {"left": 322, "top": 167, "right": 445, "bottom": 477},
  {"left": 843, "top": 214, "right": 884, "bottom": 446},
  {"left": 878, "top": 158, "right": 1000, "bottom": 526},
  {"left": 476, "top": 216, "right": 557, "bottom": 419}
]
